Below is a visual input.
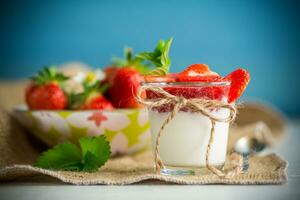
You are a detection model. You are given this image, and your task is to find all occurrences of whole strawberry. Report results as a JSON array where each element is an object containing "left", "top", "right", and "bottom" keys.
[
  {"left": 69, "top": 81, "right": 114, "bottom": 110},
  {"left": 107, "top": 48, "right": 145, "bottom": 108},
  {"left": 108, "top": 67, "right": 143, "bottom": 108},
  {"left": 107, "top": 38, "right": 173, "bottom": 108},
  {"left": 81, "top": 95, "right": 114, "bottom": 110},
  {"left": 103, "top": 66, "right": 119, "bottom": 85},
  {"left": 26, "top": 67, "right": 69, "bottom": 110}
]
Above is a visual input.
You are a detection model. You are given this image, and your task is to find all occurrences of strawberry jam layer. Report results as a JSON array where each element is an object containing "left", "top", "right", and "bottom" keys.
[{"left": 146, "top": 84, "right": 230, "bottom": 113}]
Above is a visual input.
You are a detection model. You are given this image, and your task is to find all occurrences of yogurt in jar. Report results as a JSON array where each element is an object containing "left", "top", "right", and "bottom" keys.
[{"left": 149, "top": 108, "right": 230, "bottom": 167}]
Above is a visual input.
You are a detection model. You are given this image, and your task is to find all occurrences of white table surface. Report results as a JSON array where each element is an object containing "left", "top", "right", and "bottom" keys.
[{"left": 1, "top": 120, "right": 300, "bottom": 200}]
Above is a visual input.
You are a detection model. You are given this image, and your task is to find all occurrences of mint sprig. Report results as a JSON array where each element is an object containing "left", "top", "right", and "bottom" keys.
[
  {"left": 136, "top": 37, "right": 173, "bottom": 76},
  {"left": 35, "top": 135, "right": 111, "bottom": 172}
]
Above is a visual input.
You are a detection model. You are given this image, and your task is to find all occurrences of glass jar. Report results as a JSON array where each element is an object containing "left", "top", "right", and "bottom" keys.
[{"left": 142, "top": 81, "right": 231, "bottom": 175}]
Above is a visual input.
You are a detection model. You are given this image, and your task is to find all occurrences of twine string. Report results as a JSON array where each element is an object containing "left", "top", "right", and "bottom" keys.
[{"left": 137, "top": 85, "right": 243, "bottom": 178}]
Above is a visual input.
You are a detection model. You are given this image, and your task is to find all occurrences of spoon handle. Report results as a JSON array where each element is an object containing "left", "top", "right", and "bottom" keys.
[{"left": 242, "top": 154, "right": 250, "bottom": 172}]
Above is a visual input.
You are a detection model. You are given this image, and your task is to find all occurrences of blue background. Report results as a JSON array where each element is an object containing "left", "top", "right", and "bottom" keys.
[{"left": 0, "top": 0, "right": 299, "bottom": 116}]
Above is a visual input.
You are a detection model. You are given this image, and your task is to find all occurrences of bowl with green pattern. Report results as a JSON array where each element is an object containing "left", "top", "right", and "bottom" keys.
[{"left": 13, "top": 106, "right": 151, "bottom": 155}]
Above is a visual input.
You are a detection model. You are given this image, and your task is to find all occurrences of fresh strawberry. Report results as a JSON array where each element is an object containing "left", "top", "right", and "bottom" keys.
[
  {"left": 179, "top": 64, "right": 218, "bottom": 76},
  {"left": 144, "top": 74, "right": 176, "bottom": 83},
  {"left": 224, "top": 68, "right": 250, "bottom": 103},
  {"left": 180, "top": 64, "right": 210, "bottom": 76},
  {"left": 103, "top": 66, "right": 119, "bottom": 85},
  {"left": 106, "top": 38, "right": 173, "bottom": 108},
  {"left": 177, "top": 64, "right": 220, "bottom": 82},
  {"left": 80, "top": 94, "right": 114, "bottom": 110},
  {"left": 26, "top": 67, "right": 68, "bottom": 110},
  {"left": 178, "top": 75, "right": 223, "bottom": 82},
  {"left": 69, "top": 81, "right": 114, "bottom": 110},
  {"left": 108, "top": 67, "right": 144, "bottom": 108}
]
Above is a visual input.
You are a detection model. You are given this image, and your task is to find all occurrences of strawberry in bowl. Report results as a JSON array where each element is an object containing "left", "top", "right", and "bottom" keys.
[
  {"left": 106, "top": 39, "right": 173, "bottom": 109},
  {"left": 69, "top": 80, "right": 114, "bottom": 110},
  {"left": 14, "top": 38, "right": 174, "bottom": 156},
  {"left": 25, "top": 67, "right": 69, "bottom": 110},
  {"left": 109, "top": 66, "right": 143, "bottom": 108},
  {"left": 15, "top": 66, "right": 150, "bottom": 155}
]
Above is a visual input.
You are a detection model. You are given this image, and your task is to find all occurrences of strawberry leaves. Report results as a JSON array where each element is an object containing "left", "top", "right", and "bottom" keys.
[
  {"left": 35, "top": 135, "right": 111, "bottom": 172},
  {"left": 30, "top": 66, "right": 69, "bottom": 86},
  {"left": 68, "top": 81, "right": 109, "bottom": 109},
  {"left": 136, "top": 37, "right": 173, "bottom": 76},
  {"left": 112, "top": 48, "right": 152, "bottom": 75},
  {"left": 112, "top": 47, "right": 135, "bottom": 67}
]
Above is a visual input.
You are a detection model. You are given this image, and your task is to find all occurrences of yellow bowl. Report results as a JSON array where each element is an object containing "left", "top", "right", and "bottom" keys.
[{"left": 13, "top": 106, "right": 151, "bottom": 155}]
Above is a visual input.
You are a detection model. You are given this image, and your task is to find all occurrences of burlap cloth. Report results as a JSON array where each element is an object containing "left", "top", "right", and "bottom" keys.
[{"left": 0, "top": 63, "right": 288, "bottom": 185}]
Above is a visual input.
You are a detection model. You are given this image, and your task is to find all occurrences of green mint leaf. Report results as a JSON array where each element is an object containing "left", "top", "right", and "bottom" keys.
[
  {"left": 79, "top": 135, "right": 111, "bottom": 159},
  {"left": 82, "top": 151, "right": 102, "bottom": 172},
  {"left": 136, "top": 37, "right": 173, "bottom": 76},
  {"left": 136, "top": 52, "right": 156, "bottom": 62},
  {"left": 34, "top": 143, "right": 83, "bottom": 171},
  {"left": 35, "top": 136, "right": 111, "bottom": 172},
  {"left": 79, "top": 135, "right": 111, "bottom": 172},
  {"left": 161, "top": 38, "right": 172, "bottom": 67},
  {"left": 134, "top": 62, "right": 152, "bottom": 75}
]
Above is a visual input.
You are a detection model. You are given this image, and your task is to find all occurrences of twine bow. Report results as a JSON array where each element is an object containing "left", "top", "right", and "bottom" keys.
[{"left": 137, "top": 85, "right": 243, "bottom": 178}]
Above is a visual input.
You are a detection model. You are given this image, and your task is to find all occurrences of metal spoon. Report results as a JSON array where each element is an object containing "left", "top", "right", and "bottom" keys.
[{"left": 234, "top": 137, "right": 267, "bottom": 172}]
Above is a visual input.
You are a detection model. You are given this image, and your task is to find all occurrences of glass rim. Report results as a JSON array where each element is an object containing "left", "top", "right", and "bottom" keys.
[{"left": 141, "top": 81, "right": 231, "bottom": 87}]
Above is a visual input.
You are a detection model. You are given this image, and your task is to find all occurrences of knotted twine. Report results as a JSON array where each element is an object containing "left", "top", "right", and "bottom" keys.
[{"left": 137, "top": 85, "right": 244, "bottom": 179}]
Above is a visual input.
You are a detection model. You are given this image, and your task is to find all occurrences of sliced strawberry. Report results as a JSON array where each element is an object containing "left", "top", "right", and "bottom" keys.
[
  {"left": 177, "top": 75, "right": 223, "bottom": 82},
  {"left": 144, "top": 75, "right": 176, "bottom": 83},
  {"left": 177, "top": 63, "right": 221, "bottom": 82},
  {"left": 180, "top": 64, "right": 219, "bottom": 76},
  {"left": 224, "top": 68, "right": 250, "bottom": 103},
  {"left": 180, "top": 64, "right": 210, "bottom": 76}
]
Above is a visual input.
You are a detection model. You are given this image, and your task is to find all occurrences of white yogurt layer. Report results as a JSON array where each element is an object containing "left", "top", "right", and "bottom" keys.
[{"left": 149, "top": 109, "right": 230, "bottom": 167}]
